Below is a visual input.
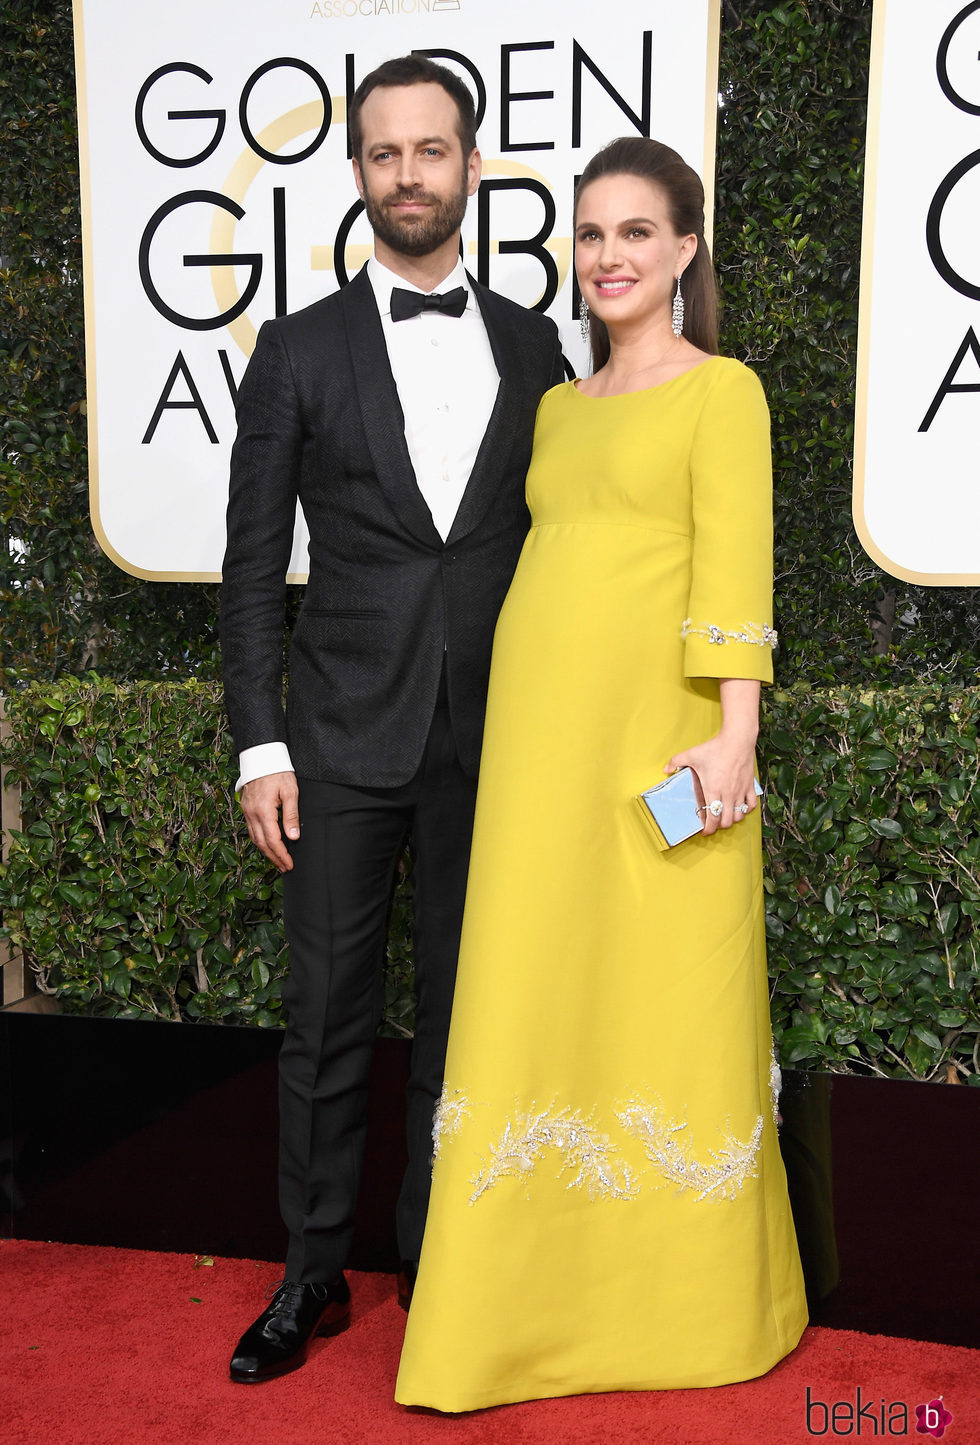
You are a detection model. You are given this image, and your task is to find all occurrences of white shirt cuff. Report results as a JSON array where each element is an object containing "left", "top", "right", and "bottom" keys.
[{"left": 236, "top": 742, "right": 295, "bottom": 792}]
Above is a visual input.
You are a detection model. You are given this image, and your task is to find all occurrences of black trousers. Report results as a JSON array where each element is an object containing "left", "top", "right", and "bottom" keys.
[{"left": 278, "top": 687, "right": 476, "bottom": 1283}]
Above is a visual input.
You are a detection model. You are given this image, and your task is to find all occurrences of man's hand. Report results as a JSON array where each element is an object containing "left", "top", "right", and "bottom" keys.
[{"left": 240, "top": 771, "right": 300, "bottom": 872}]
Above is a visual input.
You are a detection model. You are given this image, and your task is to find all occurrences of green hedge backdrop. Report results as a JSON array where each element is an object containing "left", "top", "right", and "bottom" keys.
[
  {"left": 1, "top": 1, "right": 978, "bottom": 1081},
  {"left": 2, "top": 679, "right": 978, "bottom": 1082}
]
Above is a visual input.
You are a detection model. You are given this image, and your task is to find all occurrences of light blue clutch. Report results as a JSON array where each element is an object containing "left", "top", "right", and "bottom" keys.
[{"left": 635, "top": 767, "right": 763, "bottom": 850}]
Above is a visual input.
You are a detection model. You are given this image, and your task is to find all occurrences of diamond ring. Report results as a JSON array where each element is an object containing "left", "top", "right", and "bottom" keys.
[
  {"left": 708, "top": 799, "right": 724, "bottom": 818},
  {"left": 734, "top": 802, "right": 749, "bottom": 816}
]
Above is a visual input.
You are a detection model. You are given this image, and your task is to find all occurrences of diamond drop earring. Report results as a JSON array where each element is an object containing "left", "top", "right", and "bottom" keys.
[
  {"left": 579, "top": 297, "right": 590, "bottom": 341},
  {"left": 671, "top": 276, "right": 685, "bottom": 339}
]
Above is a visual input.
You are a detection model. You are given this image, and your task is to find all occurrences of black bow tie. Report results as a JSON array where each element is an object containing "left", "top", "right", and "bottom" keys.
[{"left": 390, "top": 286, "right": 468, "bottom": 322}]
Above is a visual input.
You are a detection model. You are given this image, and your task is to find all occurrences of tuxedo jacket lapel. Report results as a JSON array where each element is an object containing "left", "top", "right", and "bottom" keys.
[
  {"left": 447, "top": 274, "right": 526, "bottom": 546},
  {"left": 341, "top": 268, "right": 442, "bottom": 548}
]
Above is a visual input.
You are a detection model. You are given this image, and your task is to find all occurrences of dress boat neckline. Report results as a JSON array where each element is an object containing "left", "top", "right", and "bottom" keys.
[{"left": 570, "top": 354, "right": 725, "bottom": 400}]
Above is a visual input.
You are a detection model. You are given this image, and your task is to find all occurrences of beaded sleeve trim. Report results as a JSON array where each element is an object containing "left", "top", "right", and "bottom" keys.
[
  {"left": 681, "top": 619, "right": 778, "bottom": 649},
  {"left": 434, "top": 1084, "right": 765, "bottom": 1206}
]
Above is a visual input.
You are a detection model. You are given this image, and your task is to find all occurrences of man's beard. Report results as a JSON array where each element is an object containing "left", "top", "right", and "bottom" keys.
[{"left": 363, "top": 178, "right": 469, "bottom": 257}]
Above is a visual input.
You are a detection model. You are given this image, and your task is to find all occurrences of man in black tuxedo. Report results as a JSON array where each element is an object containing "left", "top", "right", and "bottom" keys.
[{"left": 220, "top": 55, "right": 564, "bottom": 1383}]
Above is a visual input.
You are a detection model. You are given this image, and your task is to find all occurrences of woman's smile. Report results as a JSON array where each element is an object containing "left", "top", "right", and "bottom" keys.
[{"left": 593, "top": 277, "right": 637, "bottom": 296}]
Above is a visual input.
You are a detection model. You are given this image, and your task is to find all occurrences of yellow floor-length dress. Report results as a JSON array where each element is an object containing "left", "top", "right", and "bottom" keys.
[{"left": 396, "top": 357, "right": 808, "bottom": 1412}]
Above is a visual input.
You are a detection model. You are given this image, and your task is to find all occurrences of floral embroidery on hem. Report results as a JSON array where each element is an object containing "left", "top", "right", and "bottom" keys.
[
  {"left": 616, "top": 1098, "right": 763, "bottom": 1203},
  {"left": 769, "top": 1049, "right": 782, "bottom": 1127},
  {"left": 452, "top": 1094, "right": 764, "bottom": 1206},
  {"left": 432, "top": 1084, "right": 471, "bottom": 1160},
  {"left": 468, "top": 1103, "right": 638, "bottom": 1206},
  {"left": 681, "top": 619, "right": 778, "bottom": 649}
]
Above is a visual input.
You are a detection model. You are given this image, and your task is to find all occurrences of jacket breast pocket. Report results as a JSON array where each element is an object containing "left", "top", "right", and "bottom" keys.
[{"left": 301, "top": 607, "right": 385, "bottom": 619}]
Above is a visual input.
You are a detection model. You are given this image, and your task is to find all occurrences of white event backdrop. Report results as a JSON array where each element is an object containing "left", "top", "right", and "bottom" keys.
[
  {"left": 73, "top": 0, "right": 721, "bottom": 580},
  {"left": 856, "top": 0, "right": 980, "bottom": 584}
]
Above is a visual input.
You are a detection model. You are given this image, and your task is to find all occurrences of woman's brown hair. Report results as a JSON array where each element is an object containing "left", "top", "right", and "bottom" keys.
[{"left": 575, "top": 137, "right": 719, "bottom": 371}]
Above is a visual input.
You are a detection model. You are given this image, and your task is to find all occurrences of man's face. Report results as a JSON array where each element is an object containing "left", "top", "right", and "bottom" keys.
[{"left": 353, "top": 82, "right": 481, "bottom": 258}]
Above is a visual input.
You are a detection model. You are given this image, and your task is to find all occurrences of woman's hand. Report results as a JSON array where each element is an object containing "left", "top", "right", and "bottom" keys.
[{"left": 665, "top": 679, "right": 761, "bottom": 837}]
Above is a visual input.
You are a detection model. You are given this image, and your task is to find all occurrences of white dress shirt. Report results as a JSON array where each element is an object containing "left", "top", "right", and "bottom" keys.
[
  {"left": 236, "top": 256, "right": 500, "bottom": 790},
  {"left": 367, "top": 256, "right": 499, "bottom": 540}
]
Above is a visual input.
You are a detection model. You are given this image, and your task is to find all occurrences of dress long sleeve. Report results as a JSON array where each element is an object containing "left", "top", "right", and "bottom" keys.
[{"left": 682, "top": 360, "right": 776, "bottom": 684}]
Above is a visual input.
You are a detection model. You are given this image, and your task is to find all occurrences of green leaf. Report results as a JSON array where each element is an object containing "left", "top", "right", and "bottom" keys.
[
  {"left": 903, "top": 1037, "right": 934, "bottom": 1077},
  {"left": 938, "top": 902, "right": 959, "bottom": 936},
  {"left": 869, "top": 818, "right": 903, "bottom": 839},
  {"left": 864, "top": 749, "right": 899, "bottom": 771}
]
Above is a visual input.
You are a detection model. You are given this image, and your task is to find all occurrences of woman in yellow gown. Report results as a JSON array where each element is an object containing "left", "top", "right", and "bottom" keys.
[{"left": 396, "top": 137, "right": 807, "bottom": 1412}]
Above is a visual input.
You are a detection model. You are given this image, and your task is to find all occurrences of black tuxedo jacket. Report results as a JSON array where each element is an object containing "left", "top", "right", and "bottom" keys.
[{"left": 220, "top": 267, "right": 565, "bottom": 787}]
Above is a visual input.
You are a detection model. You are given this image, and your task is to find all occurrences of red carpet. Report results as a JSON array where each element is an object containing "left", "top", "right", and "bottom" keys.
[{"left": 1, "top": 1240, "right": 976, "bottom": 1444}]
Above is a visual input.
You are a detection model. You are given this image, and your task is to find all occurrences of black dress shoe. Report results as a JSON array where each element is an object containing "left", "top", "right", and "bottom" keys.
[
  {"left": 396, "top": 1259, "right": 417, "bottom": 1313},
  {"left": 229, "top": 1275, "right": 351, "bottom": 1384}
]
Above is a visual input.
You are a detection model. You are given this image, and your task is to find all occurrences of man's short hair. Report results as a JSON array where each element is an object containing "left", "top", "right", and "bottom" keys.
[{"left": 349, "top": 55, "right": 478, "bottom": 163}]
